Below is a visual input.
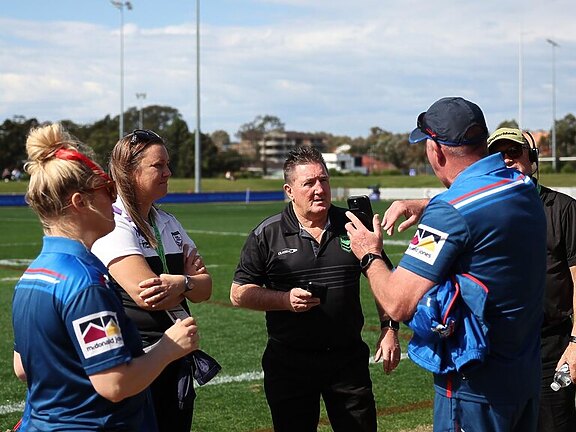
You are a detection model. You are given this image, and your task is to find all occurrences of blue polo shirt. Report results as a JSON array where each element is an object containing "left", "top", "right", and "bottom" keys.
[
  {"left": 12, "top": 237, "right": 154, "bottom": 431},
  {"left": 399, "top": 154, "right": 547, "bottom": 403}
]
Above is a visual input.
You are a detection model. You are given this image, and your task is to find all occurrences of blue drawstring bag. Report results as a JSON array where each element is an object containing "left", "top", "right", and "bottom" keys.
[{"left": 177, "top": 350, "right": 221, "bottom": 410}]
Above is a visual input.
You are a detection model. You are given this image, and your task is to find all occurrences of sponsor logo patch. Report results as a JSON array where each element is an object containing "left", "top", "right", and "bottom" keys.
[
  {"left": 134, "top": 226, "right": 151, "bottom": 249},
  {"left": 339, "top": 235, "right": 351, "bottom": 253},
  {"left": 73, "top": 311, "right": 124, "bottom": 359},
  {"left": 405, "top": 224, "right": 448, "bottom": 265},
  {"left": 277, "top": 248, "right": 297, "bottom": 256},
  {"left": 171, "top": 231, "right": 183, "bottom": 248}
]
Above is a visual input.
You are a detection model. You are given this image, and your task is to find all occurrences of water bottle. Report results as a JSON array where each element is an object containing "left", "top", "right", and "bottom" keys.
[{"left": 550, "top": 363, "right": 572, "bottom": 391}]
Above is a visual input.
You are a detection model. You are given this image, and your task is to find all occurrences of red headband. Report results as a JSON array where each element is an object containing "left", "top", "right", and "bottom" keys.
[{"left": 54, "top": 148, "right": 111, "bottom": 182}]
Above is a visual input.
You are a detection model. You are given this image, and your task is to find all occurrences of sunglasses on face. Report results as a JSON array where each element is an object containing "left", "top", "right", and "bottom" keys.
[
  {"left": 490, "top": 144, "right": 529, "bottom": 160},
  {"left": 85, "top": 180, "right": 117, "bottom": 202}
]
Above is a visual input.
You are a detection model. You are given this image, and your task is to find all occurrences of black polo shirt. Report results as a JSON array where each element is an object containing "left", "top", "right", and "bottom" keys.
[
  {"left": 234, "top": 203, "right": 367, "bottom": 351},
  {"left": 540, "top": 185, "right": 576, "bottom": 329}
]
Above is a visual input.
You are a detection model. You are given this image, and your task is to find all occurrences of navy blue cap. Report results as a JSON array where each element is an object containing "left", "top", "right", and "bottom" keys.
[{"left": 409, "top": 97, "right": 488, "bottom": 146}]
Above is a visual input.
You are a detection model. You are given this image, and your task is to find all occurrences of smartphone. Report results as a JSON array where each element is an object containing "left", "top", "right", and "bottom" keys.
[
  {"left": 306, "top": 282, "right": 327, "bottom": 304},
  {"left": 347, "top": 195, "right": 374, "bottom": 231}
]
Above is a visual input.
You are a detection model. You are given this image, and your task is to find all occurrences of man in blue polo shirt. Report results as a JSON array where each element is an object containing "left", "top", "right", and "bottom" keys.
[{"left": 346, "top": 97, "right": 547, "bottom": 431}]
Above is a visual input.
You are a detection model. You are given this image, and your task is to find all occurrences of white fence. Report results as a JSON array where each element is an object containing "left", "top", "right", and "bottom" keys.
[{"left": 333, "top": 187, "right": 576, "bottom": 201}]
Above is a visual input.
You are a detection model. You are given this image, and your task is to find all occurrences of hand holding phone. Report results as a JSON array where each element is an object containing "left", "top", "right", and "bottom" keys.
[
  {"left": 347, "top": 195, "right": 374, "bottom": 231},
  {"left": 306, "top": 282, "right": 327, "bottom": 304}
]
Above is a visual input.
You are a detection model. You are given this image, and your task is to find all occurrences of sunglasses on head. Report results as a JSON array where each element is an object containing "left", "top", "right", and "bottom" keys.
[
  {"left": 416, "top": 112, "right": 442, "bottom": 143},
  {"left": 127, "top": 129, "right": 163, "bottom": 146},
  {"left": 490, "top": 144, "right": 529, "bottom": 160},
  {"left": 85, "top": 180, "right": 117, "bottom": 202},
  {"left": 416, "top": 112, "right": 432, "bottom": 136}
]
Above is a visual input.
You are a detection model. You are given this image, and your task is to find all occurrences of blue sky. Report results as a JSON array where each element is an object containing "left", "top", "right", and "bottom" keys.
[{"left": 1, "top": 0, "right": 575, "bottom": 138}]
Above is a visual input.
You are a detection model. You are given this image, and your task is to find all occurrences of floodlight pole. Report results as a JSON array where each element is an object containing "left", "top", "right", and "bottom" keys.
[
  {"left": 518, "top": 31, "right": 523, "bottom": 129},
  {"left": 194, "top": 0, "right": 201, "bottom": 192},
  {"left": 546, "top": 38, "right": 559, "bottom": 172},
  {"left": 136, "top": 92, "right": 146, "bottom": 129},
  {"left": 110, "top": 1, "right": 132, "bottom": 139}
]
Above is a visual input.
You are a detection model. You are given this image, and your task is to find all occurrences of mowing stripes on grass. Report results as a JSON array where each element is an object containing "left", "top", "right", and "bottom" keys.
[
  {"left": 0, "top": 355, "right": 410, "bottom": 414},
  {"left": 203, "top": 353, "right": 410, "bottom": 386},
  {"left": 0, "top": 218, "right": 38, "bottom": 223},
  {"left": 188, "top": 229, "right": 249, "bottom": 237},
  {"left": 187, "top": 228, "right": 410, "bottom": 247},
  {"left": 0, "top": 202, "right": 428, "bottom": 431},
  {"left": 0, "top": 243, "right": 40, "bottom": 248}
]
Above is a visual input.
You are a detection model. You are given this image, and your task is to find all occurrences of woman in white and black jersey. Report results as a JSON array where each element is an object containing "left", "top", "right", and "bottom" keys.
[{"left": 92, "top": 129, "right": 213, "bottom": 432}]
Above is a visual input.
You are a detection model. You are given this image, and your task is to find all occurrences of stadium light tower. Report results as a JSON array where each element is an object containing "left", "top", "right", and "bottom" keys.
[
  {"left": 194, "top": 0, "right": 201, "bottom": 193},
  {"left": 518, "top": 31, "right": 524, "bottom": 130},
  {"left": 110, "top": 0, "right": 133, "bottom": 139},
  {"left": 546, "top": 38, "right": 559, "bottom": 172},
  {"left": 136, "top": 92, "right": 146, "bottom": 129}
]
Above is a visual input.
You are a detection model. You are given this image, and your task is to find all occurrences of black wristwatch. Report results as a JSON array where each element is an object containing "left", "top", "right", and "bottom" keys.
[
  {"left": 380, "top": 319, "right": 400, "bottom": 331},
  {"left": 360, "top": 253, "right": 383, "bottom": 272},
  {"left": 183, "top": 274, "right": 193, "bottom": 292}
]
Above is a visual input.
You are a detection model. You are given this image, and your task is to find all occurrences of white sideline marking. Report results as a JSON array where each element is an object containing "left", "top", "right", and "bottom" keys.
[
  {"left": 0, "top": 355, "right": 409, "bottom": 413},
  {"left": 0, "top": 401, "right": 24, "bottom": 415},
  {"left": 200, "top": 354, "right": 410, "bottom": 387},
  {"left": 205, "top": 371, "right": 264, "bottom": 386},
  {"left": 383, "top": 239, "right": 409, "bottom": 247},
  {"left": 0, "top": 259, "right": 32, "bottom": 267}
]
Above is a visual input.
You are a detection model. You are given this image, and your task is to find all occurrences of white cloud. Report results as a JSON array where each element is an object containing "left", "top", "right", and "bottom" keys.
[{"left": 0, "top": 1, "right": 575, "bottom": 137}]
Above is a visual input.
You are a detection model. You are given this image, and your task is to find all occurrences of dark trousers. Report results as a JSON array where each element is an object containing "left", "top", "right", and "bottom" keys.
[
  {"left": 262, "top": 339, "right": 377, "bottom": 432},
  {"left": 538, "top": 326, "right": 576, "bottom": 432},
  {"left": 150, "top": 359, "right": 196, "bottom": 432}
]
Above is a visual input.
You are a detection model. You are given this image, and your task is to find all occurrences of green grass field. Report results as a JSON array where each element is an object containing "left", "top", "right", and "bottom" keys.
[
  {"left": 1, "top": 171, "right": 575, "bottom": 195},
  {"left": 0, "top": 201, "right": 434, "bottom": 431}
]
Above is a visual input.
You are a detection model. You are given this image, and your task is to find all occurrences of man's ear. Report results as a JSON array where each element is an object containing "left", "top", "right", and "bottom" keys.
[
  {"left": 433, "top": 142, "right": 447, "bottom": 167},
  {"left": 283, "top": 183, "right": 293, "bottom": 201}
]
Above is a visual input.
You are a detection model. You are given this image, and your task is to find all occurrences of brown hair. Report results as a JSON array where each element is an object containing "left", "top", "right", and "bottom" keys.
[
  {"left": 108, "top": 130, "right": 165, "bottom": 248},
  {"left": 283, "top": 146, "right": 328, "bottom": 184}
]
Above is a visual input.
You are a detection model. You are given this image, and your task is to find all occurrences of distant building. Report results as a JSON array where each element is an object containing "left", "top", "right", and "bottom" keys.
[
  {"left": 261, "top": 131, "right": 325, "bottom": 167},
  {"left": 322, "top": 152, "right": 367, "bottom": 175},
  {"left": 361, "top": 155, "right": 396, "bottom": 173},
  {"left": 529, "top": 130, "right": 550, "bottom": 156},
  {"left": 237, "top": 130, "right": 327, "bottom": 174}
]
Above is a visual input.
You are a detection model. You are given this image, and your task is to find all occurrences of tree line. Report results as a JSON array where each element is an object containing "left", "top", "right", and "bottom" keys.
[
  {"left": 1, "top": 106, "right": 575, "bottom": 178},
  {"left": 0, "top": 106, "right": 244, "bottom": 179}
]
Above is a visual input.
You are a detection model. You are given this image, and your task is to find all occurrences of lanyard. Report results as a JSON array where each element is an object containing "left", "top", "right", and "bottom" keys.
[
  {"left": 148, "top": 212, "right": 190, "bottom": 326},
  {"left": 149, "top": 214, "right": 169, "bottom": 274}
]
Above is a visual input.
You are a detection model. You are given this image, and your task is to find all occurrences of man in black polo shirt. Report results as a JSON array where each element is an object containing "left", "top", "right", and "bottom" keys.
[
  {"left": 488, "top": 127, "right": 576, "bottom": 432},
  {"left": 230, "top": 146, "right": 400, "bottom": 432}
]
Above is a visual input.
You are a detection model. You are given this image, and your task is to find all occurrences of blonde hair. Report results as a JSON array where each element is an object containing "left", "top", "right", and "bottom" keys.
[
  {"left": 24, "top": 123, "right": 104, "bottom": 231},
  {"left": 109, "top": 132, "right": 165, "bottom": 248}
]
